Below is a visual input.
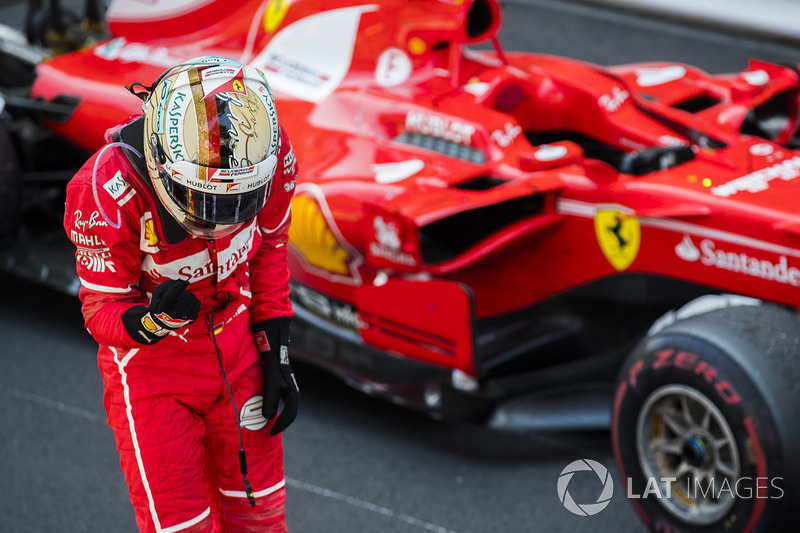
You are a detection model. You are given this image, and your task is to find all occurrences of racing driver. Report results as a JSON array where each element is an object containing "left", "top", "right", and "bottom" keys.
[{"left": 63, "top": 57, "right": 299, "bottom": 532}]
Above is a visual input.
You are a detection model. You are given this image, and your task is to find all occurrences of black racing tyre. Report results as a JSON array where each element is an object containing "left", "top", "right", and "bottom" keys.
[
  {"left": 612, "top": 303, "right": 800, "bottom": 533},
  {"left": 0, "top": 122, "right": 21, "bottom": 246}
]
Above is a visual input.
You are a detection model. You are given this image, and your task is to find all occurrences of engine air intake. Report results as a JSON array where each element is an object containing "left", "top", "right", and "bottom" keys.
[
  {"left": 452, "top": 175, "right": 508, "bottom": 191},
  {"left": 466, "top": 0, "right": 495, "bottom": 40},
  {"left": 396, "top": 132, "right": 486, "bottom": 163}
]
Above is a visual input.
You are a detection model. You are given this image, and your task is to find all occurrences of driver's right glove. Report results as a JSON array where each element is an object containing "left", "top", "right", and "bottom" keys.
[{"left": 122, "top": 279, "right": 200, "bottom": 345}]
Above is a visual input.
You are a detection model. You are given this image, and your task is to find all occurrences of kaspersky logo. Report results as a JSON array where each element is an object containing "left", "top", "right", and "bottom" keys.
[
  {"left": 710, "top": 156, "right": 800, "bottom": 197},
  {"left": 675, "top": 235, "right": 800, "bottom": 286}
]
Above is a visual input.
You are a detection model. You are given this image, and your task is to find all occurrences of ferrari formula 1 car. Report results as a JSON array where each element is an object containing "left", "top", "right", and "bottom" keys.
[{"left": 1, "top": 0, "right": 799, "bottom": 530}]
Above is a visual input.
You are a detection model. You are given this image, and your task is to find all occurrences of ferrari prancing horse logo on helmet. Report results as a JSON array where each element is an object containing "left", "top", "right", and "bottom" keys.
[{"left": 594, "top": 209, "right": 640, "bottom": 271}]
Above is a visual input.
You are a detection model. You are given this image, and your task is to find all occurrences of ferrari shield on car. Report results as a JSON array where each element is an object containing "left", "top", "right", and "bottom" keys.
[{"left": 1, "top": 0, "right": 799, "bottom": 530}]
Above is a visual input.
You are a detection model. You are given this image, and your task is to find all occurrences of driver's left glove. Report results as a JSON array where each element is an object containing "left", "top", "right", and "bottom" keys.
[{"left": 252, "top": 317, "right": 299, "bottom": 436}]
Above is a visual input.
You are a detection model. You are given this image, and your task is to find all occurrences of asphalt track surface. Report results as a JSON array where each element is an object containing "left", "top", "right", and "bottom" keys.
[{"left": 3, "top": 1, "right": 800, "bottom": 532}]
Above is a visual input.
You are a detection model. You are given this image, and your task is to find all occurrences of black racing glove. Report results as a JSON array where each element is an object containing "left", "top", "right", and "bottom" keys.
[
  {"left": 252, "top": 317, "right": 298, "bottom": 435},
  {"left": 122, "top": 279, "right": 201, "bottom": 345}
]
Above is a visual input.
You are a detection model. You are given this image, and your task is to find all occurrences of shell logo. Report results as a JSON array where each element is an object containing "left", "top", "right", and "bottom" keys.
[
  {"left": 142, "top": 314, "right": 158, "bottom": 332},
  {"left": 144, "top": 218, "right": 159, "bottom": 247},
  {"left": 289, "top": 195, "right": 350, "bottom": 275}
]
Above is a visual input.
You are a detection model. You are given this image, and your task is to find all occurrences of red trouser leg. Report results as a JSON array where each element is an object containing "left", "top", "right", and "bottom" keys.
[
  {"left": 203, "top": 320, "right": 286, "bottom": 532},
  {"left": 218, "top": 486, "right": 287, "bottom": 533},
  {"left": 100, "top": 314, "right": 286, "bottom": 533},
  {"left": 101, "top": 345, "right": 218, "bottom": 533}
]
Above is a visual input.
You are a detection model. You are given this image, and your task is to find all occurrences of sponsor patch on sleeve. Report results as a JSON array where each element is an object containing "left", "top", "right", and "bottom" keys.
[
  {"left": 140, "top": 212, "right": 160, "bottom": 252},
  {"left": 103, "top": 171, "right": 136, "bottom": 206},
  {"left": 283, "top": 147, "right": 296, "bottom": 174}
]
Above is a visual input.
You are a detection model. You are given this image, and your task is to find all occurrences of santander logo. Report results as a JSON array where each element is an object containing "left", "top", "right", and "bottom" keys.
[
  {"left": 675, "top": 235, "right": 800, "bottom": 286},
  {"left": 675, "top": 235, "right": 700, "bottom": 262}
]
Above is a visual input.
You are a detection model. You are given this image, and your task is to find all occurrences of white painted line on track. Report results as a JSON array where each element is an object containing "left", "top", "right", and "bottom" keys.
[
  {"left": 285, "top": 478, "right": 459, "bottom": 533},
  {"left": 0, "top": 383, "right": 104, "bottom": 422},
  {"left": 0, "top": 384, "right": 458, "bottom": 532}
]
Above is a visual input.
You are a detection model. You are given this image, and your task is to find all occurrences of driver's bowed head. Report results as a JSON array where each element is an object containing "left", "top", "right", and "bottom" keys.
[{"left": 142, "top": 56, "right": 280, "bottom": 239}]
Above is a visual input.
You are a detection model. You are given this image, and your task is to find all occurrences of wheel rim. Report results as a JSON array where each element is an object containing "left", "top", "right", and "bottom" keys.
[{"left": 636, "top": 384, "right": 741, "bottom": 525}]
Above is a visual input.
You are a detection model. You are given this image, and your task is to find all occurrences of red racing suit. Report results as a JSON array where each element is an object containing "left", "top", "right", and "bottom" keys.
[{"left": 63, "top": 118, "right": 297, "bottom": 533}]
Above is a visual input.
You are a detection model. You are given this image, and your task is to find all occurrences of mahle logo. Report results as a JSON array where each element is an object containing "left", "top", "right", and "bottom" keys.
[{"left": 557, "top": 459, "right": 614, "bottom": 516}]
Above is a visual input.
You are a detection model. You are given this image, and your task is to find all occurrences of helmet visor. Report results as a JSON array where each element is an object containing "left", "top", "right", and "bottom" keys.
[
  {"left": 153, "top": 138, "right": 278, "bottom": 225},
  {"left": 160, "top": 176, "right": 271, "bottom": 225}
]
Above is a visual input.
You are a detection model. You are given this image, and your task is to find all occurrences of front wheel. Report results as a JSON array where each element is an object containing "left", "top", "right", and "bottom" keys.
[{"left": 613, "top": 302, "right": 800, "bottom": 532}]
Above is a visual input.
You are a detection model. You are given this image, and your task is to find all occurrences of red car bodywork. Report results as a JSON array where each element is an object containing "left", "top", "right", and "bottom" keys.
[{"left": 27, "top": 0, "right": 800, "bottom": 421}]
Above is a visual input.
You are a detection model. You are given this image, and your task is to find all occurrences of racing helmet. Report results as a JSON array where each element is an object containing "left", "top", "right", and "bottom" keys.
[{"left": 142, "top": 56, "right": 280, "bottom": 239}]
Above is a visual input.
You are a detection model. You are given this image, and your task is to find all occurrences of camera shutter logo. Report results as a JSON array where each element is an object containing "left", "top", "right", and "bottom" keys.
[{"left": 557, "top": 459, "right": 614, "bottom": 516}]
